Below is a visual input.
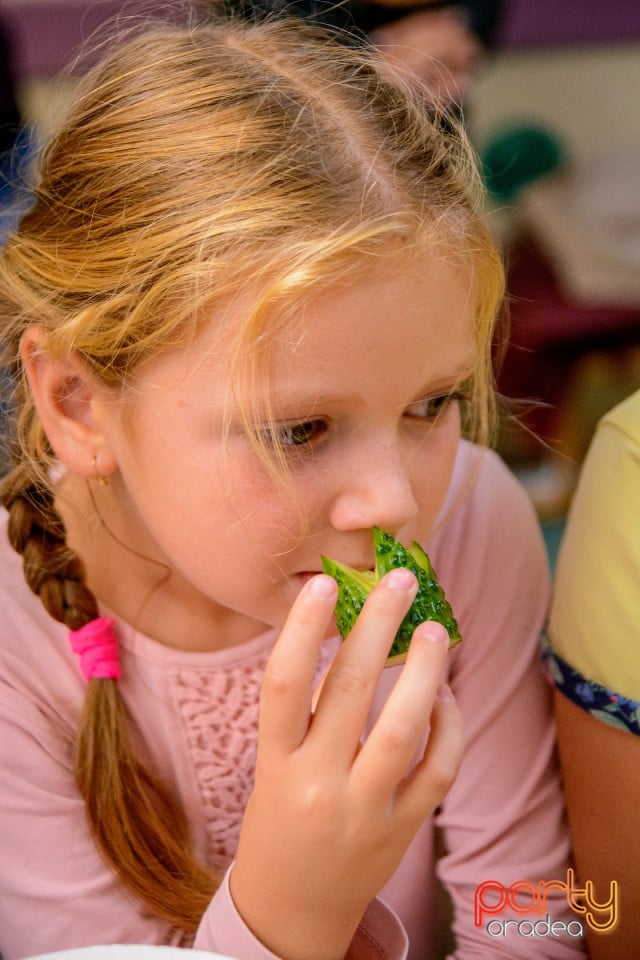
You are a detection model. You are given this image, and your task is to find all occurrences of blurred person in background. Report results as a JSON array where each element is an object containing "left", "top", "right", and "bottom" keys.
[
  {"left": 0, "top": 13, "right": 27, "bottom": 477},
  {"left": 226, "top": 0, "right": 502, "bottom": 106},
  {"left": 354, "top": 0, "right": 502, "bottom": 105},
  {"left": 0, "top": 14, "right": 27, "bottom": 234}
]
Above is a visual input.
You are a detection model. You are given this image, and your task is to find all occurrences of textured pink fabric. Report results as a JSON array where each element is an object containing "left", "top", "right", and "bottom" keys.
[
  {"left": 0, "top": 441, "right": 586, "bottom": 960},
  {"left": 69, "top": 617, "right": 121, "bottom": 680}
]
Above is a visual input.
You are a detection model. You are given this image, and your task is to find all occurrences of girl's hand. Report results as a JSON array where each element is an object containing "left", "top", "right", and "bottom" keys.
[{"left": 230, "top": 569, "right": 464, "bottom": 960}]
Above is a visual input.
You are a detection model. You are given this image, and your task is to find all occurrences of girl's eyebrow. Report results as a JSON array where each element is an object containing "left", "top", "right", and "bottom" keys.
[
  {"left": 411, "top": 364, "right": 476, "bottom": 399},
  {"left": 268, "top": 361, "right": 477, "bottom": 413},
  {"left": 389, "top": 361, "right": 477, "bottom": 408}
]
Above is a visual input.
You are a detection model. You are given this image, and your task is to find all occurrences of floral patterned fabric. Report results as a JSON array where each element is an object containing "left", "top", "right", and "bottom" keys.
[{"left": 542, "top": 636, "right": 640, "bottom": 735}]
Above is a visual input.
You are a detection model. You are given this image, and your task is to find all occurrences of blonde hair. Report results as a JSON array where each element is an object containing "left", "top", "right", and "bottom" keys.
[{"left": 0, "top": 12, "right": 504, "bottom": 935}]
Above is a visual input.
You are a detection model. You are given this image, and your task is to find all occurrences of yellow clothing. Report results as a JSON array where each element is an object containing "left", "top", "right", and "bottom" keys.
[{"left": 548, "top": 388, "right": 640, "bottom": 728}]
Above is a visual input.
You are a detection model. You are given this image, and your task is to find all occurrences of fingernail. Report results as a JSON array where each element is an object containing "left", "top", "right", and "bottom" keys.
[
  {"left": 416, "top": 621, "right": 449, "bottom": 645},
  {"left": 307, "top": 574, "right": 337, "bottom": 598},
  {"left": 437, "top": 683, "right": 455, "bottom": 702},
  {"left": 385, "top": 568, "right": 417, "bottom": 592}
]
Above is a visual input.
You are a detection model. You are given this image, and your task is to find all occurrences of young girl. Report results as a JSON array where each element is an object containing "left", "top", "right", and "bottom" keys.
[
  {"left": 0, "top": 13, "right": 584, "bottom": 960},
  {"left": 548, "top": 386, "right": 640, "bottom": 958}
]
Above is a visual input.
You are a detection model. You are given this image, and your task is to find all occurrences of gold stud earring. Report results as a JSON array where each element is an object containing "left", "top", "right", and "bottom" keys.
[{"left": 92, "top": 455, "right": 110, "bottom": 487}]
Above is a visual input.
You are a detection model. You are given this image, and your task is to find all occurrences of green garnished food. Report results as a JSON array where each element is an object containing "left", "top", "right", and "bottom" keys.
[{"left": 321, "top": 527, "right": 461, "bottom": 665}]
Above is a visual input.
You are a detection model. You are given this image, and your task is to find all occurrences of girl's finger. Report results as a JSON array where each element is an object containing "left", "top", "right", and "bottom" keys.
[
  {"left": 351, "top": 620, "right": 450, "bottom": 801},
  {"left": 309, "top": 568, "right": 419, "bottom": 763},
  {"left": 394, "top": 682, "right": 465, "bottom": 820},
  {"left": 258, "top": 574, "right": 337, "bottom": 756}
]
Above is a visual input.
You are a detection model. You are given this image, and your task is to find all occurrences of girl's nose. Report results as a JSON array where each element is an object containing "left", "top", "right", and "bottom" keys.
[{"left": 328, "top": 441, "right": 419, "bottom": 533}]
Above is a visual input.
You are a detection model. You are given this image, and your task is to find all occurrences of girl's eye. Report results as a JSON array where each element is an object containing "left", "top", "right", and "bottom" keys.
[
  {"left": 260, "top": 418, "right": 328, "bottom": 448},
  {"left": 406, "top": 392, "right": 464, "bottom": 420}
]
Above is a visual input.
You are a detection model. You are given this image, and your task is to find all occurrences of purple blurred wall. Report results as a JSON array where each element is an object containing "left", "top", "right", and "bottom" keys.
[
  {"left": 1, "top": 0, "right": 639, "bottom": 80},
  {"left": 498, "top": 0, "right": 640, "bottom": 48}
]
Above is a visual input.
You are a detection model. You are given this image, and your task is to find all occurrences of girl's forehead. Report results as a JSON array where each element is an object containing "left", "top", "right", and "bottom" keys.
[
  {"left": 258, "top": 241, "right": 474, "bottom": 330},
  {"left": 260, "top": 254, "right": 478, "bottom": 393},
  {"left": 136, "top": 246, "right": 477, "bottom": 394}
]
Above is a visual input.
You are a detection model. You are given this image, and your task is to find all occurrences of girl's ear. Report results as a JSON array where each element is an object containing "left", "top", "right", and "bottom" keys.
[{"left": 20, "top": 326, "right": 118, "bottom": 479}]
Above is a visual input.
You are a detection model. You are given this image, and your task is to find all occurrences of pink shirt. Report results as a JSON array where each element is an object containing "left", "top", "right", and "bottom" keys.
[{"left": 0, "top": 442, "right": 585, "bottom": 960}]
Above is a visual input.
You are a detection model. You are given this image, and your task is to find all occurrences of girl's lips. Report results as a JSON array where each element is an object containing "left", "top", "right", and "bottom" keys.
[
  {"left": 297, "top": 566, "right": 375, "bottom": 584},
  {"left": 297, "top": 571, "right": 321, "bottom": 584}
]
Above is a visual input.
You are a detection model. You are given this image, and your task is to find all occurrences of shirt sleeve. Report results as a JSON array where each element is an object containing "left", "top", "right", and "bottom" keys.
[
  {"left": 195, "top": 871, "right": 408, "bottom": 960},
  {"left": 548, "top": 402, "right": 640, "bottom": 725},
  {"left": 432, "top": 450, "right": 585, "bottom": 958}
]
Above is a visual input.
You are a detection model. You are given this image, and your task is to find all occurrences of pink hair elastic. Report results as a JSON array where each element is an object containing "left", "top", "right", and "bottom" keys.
[{"left": 69, "top": 616, "right": 121, "bottom": 680}]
